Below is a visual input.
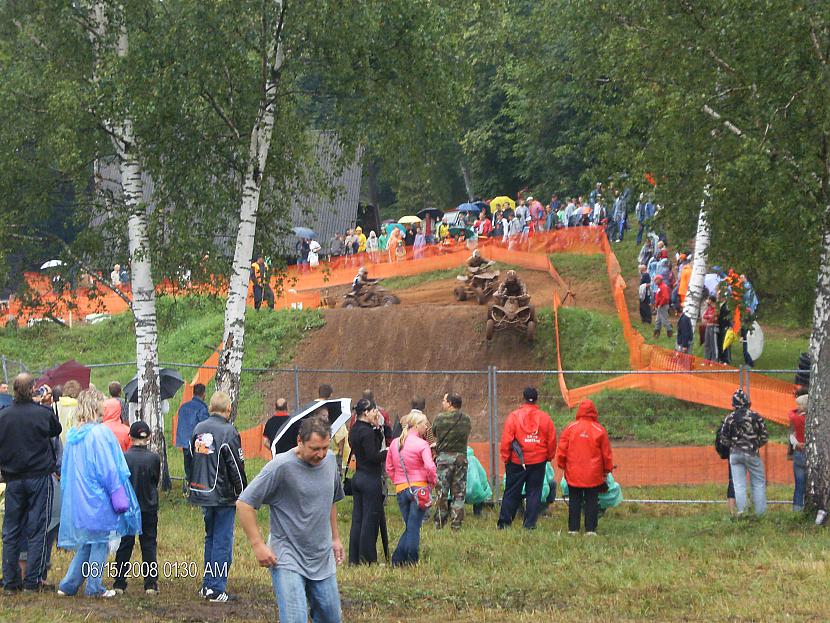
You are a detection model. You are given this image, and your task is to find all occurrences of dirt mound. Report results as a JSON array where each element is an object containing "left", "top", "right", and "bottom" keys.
[{"left": 260, "top": 304, "right": 549, "bottom": 441}]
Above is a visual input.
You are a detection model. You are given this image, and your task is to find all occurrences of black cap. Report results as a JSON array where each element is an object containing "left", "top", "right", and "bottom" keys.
[
  {"left": 129, "top": 420, "right": 151, "bottom": 440},
  {"left": 523, "top": 387, "right": 538, "bottom": 403}
]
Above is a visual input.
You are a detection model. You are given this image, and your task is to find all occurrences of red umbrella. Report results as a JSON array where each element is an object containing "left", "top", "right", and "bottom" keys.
[{"left": 36, "top": 359, "right": 91, "bottom": 389}]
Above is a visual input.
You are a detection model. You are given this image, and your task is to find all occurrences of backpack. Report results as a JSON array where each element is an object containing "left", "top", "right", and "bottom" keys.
[{"left": 715, "top": 419, "right": 730, "bottom": 459}]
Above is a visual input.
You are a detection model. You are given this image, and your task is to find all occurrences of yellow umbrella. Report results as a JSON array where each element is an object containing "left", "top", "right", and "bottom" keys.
[
  {"left": 490, "top": 196, "right": 516, "bottom": 211},
  {"left": 398, "top": 215, "right": 422, "bottom": 225}
]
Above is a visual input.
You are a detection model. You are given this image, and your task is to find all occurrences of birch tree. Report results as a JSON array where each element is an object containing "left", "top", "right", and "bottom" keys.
[
  {"left": 683, "top": 195, "right": 710, "bottom": 323},
  {"left": 214, "top": 3, "right": 286, "bottom": 416}
]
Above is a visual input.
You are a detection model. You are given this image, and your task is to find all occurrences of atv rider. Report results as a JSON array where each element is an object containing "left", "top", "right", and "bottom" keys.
[
  {"left": 351, "top": 267, "right": 377, "bottom": 304},
  {"left": 495, "top": 270, "right": 535, "bottom": 321},
  {"left": 466, "top": 249, "right": 494, "bottom": 274}
]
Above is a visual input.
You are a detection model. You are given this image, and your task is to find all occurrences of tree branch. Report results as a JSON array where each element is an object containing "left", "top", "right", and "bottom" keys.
[{"left": 199, "top": 91, "right": 241, "bottom": 140}]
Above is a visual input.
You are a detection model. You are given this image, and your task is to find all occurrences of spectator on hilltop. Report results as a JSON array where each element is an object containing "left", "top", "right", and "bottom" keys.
[
  {"left": 652, "top": 275, "right": 672, "bottom": 339},
  {"left": 108, "top": 381, "right": 128, "bottom": 425},
  {"left": 638, "top": 264, "right": 652, "bottom": 324},
  {"left": 701, "top": 295, "right": 719, "bottom": 362},
  {"left": 102, "top": 396, "right": 131, "bottom": 452}
]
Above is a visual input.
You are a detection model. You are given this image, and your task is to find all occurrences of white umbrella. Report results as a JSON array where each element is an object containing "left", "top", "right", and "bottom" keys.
[
  {"left": 270, "top": 398, "right": 352, "bottom": 458},
  {"left": 40, "top": 259, "right": 64, "bottom": 270},
  {"left": 746, "top": 321, "right": 765, "bottom": 361},
  {"left": 398, "top": 215, "right": 422, "bottom": 225}
]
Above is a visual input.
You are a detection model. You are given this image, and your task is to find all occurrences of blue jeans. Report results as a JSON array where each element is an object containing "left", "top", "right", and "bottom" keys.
[
  {"left": 730, "top": 451, "right": 766, "bottom": 516},
  {"left": 201, "top": 506, "right": 235, "bottom": 593},
  {"left": 392, "top": 490, "right": 425, "bottom": 566},
  {"left": 793, "top": 451, "right": 806, "bottom": 511},
  {"left": 59, "top": 542, "right": 109, "bottom": 596},
  {"left": 270, "top": 567, "right": 341, "bottom": 623}
]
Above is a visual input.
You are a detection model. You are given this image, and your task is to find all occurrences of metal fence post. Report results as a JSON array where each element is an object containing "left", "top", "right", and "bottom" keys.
[
  {"left": 1, "top": 355, "right": 7, "bottom": 385},
  {"left": 487, "top": 366, "right": 496, "bottom": 496},
  {"left": 492, "top": 366, "right": 499, "bottom": 502},
  {"left": 293, "top": 365, "right": 301, "bottom": 410}
]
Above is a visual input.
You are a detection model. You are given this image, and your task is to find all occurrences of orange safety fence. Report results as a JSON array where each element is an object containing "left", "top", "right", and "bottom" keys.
[
  {"left": 19, "top": 226, "right": 799, "bottom": 481},
  {"left": 468, "top": 441, "right": 793, "bottom": 486}
]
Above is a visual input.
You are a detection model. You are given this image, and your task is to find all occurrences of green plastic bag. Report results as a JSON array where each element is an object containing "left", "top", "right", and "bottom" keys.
[
  {"left": 465, "top": 447, "right": 493, "bottom": 505},
  {"left": 500, "top": 463, "right": 557, "bottom": 502},
  {"left": 560, "top": 473, "right": 623, "bottom": 510}
]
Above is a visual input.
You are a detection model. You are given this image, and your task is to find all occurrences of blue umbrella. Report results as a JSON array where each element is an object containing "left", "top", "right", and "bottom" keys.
[
  {"left": 385, "top": 223, "right": 406, "bottom": 235},
  {"left": 292, "top": 226, "right": 317, "bottom": 239},
  {"left": 457, "top": 202, "right": 483, "bottom": 214}
]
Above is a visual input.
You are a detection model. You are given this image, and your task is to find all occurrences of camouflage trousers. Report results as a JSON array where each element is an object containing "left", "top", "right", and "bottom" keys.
[{"left": 433, "top": 452, "right": 468, "bottom": 530}]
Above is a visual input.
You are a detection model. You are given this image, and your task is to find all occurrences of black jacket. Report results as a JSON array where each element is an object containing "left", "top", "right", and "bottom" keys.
[
  {"left": 0, "top": 401, "right": 62, "bottom": 481},
  {"left": 125, "top": 446, "right": 161, "bottom": 512},
  {"left": 188, "top": 414, "right": 247, "bottom": 506},
  {"left": 348, "top": 419, "right": 386, "bottom": 477}
]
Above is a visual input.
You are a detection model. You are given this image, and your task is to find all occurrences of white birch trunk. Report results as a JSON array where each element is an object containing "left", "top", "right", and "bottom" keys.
[
  {"left": 806, "top": 209, "right": 830, "bottom": 513},
  {"left": 460, "top": 160, "right": 474, "bottom": 202},
  {"left": 90, "top": 2, "right": 166, "bottom": 484},
  {"left": 215, "top": 14, "right": 285, "bottom": 421},
  {"left": 682, "top": 205, "right": 710, "bottom": 323}
]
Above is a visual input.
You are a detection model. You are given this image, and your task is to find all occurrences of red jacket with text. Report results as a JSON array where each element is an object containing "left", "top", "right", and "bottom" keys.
[
  {"left": 556, "top": 400, "right": 613, "bottom": 488},
  {"left": 499, "top": 403, "right": 556, "bottom": 466}
]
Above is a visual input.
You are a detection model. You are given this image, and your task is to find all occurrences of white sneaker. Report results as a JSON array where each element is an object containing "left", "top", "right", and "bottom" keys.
[
  {"left": 100, "top": 590, "right": 118, "bottom": 598},
  {"left": 56, "top": 590, "right": 68, "bottom": 596},
  {"left": 113, "top": 588, "right": 125, "bottom": 595},
  {"left": 568, "top": 531, "right": 578, "bottom": 535},
  {"left": 145, "top": 588, "right": 159, "bottom": 595},
  {"left": 585, "top": 531, "right": 598, "bottom": 536}
]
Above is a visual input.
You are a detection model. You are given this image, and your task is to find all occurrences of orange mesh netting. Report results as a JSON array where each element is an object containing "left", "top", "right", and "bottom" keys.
[{"left": 19, "top": 227, "right": 798, "bottom": 481}]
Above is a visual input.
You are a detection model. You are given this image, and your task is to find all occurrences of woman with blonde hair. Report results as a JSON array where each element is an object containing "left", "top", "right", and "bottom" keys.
[
  {"left": 58, "top": 390, "right": 140, "bottom": 598},
  {"left": 385, "top": 411, "right": 437, "bottom": 566}
]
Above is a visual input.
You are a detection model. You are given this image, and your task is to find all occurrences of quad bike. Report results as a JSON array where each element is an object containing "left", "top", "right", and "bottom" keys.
[
  {"left": 342, "top": 280, "right": 400, "bottom": 308},
  {"left": 485, "top": 295, "right": 535, "bottom": 341},
  {"left": 454, "top": 263, "right": 500, "bottom": 305}
]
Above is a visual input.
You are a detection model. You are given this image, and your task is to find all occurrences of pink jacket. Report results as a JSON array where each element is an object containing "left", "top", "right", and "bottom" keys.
[{"left": 385, "top": 430, "right": 437, "bottom": 486}]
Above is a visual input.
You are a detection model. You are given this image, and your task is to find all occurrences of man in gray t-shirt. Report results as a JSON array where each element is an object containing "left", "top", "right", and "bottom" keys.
[{"left": 237, "top": 416, "right": 345, "bottom": 623}]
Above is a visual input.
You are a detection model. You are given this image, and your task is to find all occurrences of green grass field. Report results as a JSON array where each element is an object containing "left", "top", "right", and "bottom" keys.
[{"left": 2, "top": 486, "right": 827, "bottom": 623}]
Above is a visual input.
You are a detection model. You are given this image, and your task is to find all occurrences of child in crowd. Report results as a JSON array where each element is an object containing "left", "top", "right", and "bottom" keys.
[{"left": 113, "top": 421, "right": 161, "bottom": 594}]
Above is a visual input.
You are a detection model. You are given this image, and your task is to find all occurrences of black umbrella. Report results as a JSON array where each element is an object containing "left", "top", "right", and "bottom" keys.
[
  {"left": 416, "top": 207, "right": 444, "bottom": 220},
  {"left": 123, "top": 368, "right": 185, "bottom": 403}
]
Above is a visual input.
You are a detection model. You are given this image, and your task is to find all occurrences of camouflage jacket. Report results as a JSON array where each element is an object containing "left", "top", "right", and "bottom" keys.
[
  {"left": 718, "top": 408, "right": 768, "bottom": 455},
  {"left": 432, "top": 410, "right": 471, "bottom": 454}
]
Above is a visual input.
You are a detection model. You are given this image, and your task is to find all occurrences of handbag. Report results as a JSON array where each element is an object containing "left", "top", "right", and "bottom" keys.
[
  {"left": 342, "top": 448, "right": 354, "bottom": 496},
  {"left": 398, "top": 443, "right": 432, "bottom": 511}
]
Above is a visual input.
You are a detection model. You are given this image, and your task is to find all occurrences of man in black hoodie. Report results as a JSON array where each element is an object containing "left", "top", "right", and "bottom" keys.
[
  {"left": 113, "top": 421, "right": 161, "bottom": 595},
  {"left": 0, "top": 373, "right": 62, "bottom": 592},
  {"left": 188, "top": 391, "right": 247, "bottom": 603}
]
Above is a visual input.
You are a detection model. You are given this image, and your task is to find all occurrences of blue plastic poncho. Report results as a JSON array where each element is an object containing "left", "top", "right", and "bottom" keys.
[
  {"left": 560, "top": 473, "right": 623, "bottom": 510},
  {"left": 500, "top": 463, "right": 557, "bottom": 502},
  {"left": 58, "top": 423, "right": 141, "bottom": 550},
  {"left": 465, "top": 447, "right": 493, "bottom": 505}
]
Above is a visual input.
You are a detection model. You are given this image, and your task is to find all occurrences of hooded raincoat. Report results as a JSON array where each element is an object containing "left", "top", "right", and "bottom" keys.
[
  {"left": 102, "top": 398, "right": 131, "bottom": 452},
  {"left": 556, "top": 400, "right": 613, "bottom": 488},
  {"left": 58, "top": 423, "right": 141, "bottom": 549}
]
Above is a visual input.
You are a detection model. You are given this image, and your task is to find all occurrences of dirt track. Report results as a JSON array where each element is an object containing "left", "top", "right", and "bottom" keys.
[{"left": 259, "top": 269, "right": 563, "bottom": 439}]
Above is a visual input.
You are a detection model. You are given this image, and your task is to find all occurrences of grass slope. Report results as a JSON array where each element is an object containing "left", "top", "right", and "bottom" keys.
[{"left": 0, "top": 296, "right": 324, "bottom": 430}]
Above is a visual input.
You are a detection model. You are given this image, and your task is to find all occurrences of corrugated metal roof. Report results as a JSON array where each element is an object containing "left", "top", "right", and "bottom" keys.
[{"left": 92, "top": 131, "right": 363, "bottom": 257}]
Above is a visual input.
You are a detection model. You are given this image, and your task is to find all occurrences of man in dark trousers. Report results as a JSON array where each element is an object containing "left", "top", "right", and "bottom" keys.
[
  {"left": 176, "top": 383, "right": 209, "bottom": 492},
  {"left": 498, "top": 387, "right": 556, "bottom": 530},
  {"left": 113, "top": 421, "right": 161, "bottom": 594},
  {"left": 0, "top": 373, "right": 62, "bottom": 592},
  {"left": 189, "top": 391, "right": 247, "bottom": 603}
]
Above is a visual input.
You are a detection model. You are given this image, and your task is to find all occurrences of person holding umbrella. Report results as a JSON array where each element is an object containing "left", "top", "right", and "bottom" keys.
[{"left": 347, "top": 399, "right": 387, "bottom": 565}]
